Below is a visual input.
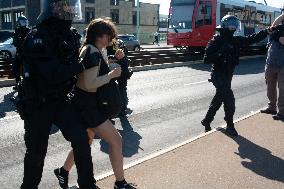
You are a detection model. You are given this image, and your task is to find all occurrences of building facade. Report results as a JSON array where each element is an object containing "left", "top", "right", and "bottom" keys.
[
  {"left": 159, "top": 14, "right": 168, "bottom": 33},
  {"left": 0, "top": 0, "right": 159, "bottom": 43},
  {"left": 0, "top": 0, "right": 25, "bottom": 30}
]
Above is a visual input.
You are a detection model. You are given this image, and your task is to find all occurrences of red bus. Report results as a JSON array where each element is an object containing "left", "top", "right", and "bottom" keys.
[{"left": 167, "top": 0, "right": 281, "bottom": 52}]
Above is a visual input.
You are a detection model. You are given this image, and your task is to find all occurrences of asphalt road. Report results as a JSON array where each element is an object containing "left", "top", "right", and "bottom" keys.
[{"left": 0, "top": 57, "right": 268, "bottom": 188}]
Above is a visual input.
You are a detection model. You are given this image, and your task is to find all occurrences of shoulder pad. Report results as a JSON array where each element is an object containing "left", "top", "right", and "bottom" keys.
[
  {"left": 212, "top": 34, "right": 221, "bottom": 40},
  {"left": 207, "top": 35, "right": 223, "bottom": 46},
  {"left": 71, "top": 27, "right": 78, "bottom": 33},
  {"left": 71, "top": 27, "right": 81, "bottom": 38}
]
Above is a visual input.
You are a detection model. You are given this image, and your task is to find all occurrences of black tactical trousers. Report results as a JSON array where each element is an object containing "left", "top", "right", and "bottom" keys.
[
  {"left": 204, "top": 74, "right": 235, "bottom": 126},
  {"left": 118, "top": 78, "right": 128, "bottom": 111},
  {"left": 12, "top": 56, "right": 21, "bottom": 83},
  {"left": 21, "top": 100, "right": 95, "bottom": 189}
]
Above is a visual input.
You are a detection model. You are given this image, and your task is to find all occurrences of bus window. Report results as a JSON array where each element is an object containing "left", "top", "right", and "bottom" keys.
[
  {"left": 244, "top": 6, "right": 256, "bottom": 35},
  {"left": 274, "top": 11, "right": 281, "bottom": 23},
  {"left": 169, "top": 0, "right": 196, "bottom": 29},
  {"left": 195, "top": 1, "right": 212, "bottom": 28},
  {"left": 171, "top": 0, "right": 196, "bottom": 6}
]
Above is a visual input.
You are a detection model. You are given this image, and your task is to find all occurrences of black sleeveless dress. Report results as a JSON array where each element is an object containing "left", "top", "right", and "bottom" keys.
[{"left": 72, "top": 54, "right": 111, "bottom": 128}]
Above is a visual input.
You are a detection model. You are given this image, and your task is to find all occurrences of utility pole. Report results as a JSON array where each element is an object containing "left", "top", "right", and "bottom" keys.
[
  {"left": 25, "top": 0, "right": 40, "bottom": 26},
  {"left": 263, "top": 0, "right": 267, "bottom": 5},
  {"left": 136, "top": 0, "right": 140, "bottom": 42}
]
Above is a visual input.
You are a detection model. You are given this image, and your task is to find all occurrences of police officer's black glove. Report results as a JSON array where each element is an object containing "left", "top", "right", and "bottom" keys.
[{"left": 80, "top": 46, "right": 101, "bottom": 69}]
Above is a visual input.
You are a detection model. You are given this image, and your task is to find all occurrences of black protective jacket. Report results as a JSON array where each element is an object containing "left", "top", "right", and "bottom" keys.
[
  {"left": 13, "top": 27, "right": 31, "bottom": 48},
  {"left": 107, "top": 40, "right": 131, "bottom": 79},
  {"left": 204, "top": 29, "right": 268, "bottom": 76},
  {"left": 12, "top": 27, "right": 30, "bottom": 55},
  {"left": 22, "top": 19, "right": 83, "bottom": 100}
]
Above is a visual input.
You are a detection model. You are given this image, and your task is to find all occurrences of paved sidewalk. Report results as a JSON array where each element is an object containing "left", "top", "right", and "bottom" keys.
[{"left": 97, "top": 113, "right": 284, "bottom": 189}]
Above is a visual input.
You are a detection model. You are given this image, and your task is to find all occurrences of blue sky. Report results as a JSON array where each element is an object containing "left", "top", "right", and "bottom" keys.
[{"left": 140, "top": 0, "right": 283, "bottom": 15}]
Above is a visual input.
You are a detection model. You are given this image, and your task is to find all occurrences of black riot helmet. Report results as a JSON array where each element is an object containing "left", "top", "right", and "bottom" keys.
[
  {"left": 216, "top": 15, "right": 241, "bottom": 32},
  {"left": 37, "top": 0, "right": 82, "bottom": 23},
  {"left": 17, "top": 15, "right": 29, "bottom": 27}
]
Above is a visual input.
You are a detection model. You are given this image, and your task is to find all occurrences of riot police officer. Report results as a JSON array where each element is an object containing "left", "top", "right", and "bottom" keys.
[
  {"left": 12, "top": 15, "right": 30, "bottom": 88},
  {"left": 202, "top": 15, "right": 271, "bottom": 136},
  {"left": 107, "top": 38, "right": 132, "bottom": 116},
  {"left": 20, "top": 0, "right": 98, "bottom": 189}
]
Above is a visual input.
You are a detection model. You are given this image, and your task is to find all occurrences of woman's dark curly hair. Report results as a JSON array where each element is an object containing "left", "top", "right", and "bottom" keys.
[{"left": 81, "top": 18, "right": 117, "bottom": 49}]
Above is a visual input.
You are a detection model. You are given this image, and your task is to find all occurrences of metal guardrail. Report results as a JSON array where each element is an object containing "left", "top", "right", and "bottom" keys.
[
  {"left": 127, "top": 50, "right": 203, "bottom": 67},
  {"left": 0, "top": 50, "right": 205, "bottom": 79},
  {"left": 0, "top": 58, "right": 14, "bottom": 79},
  {"left": 0, "top": 49, "right": 265, "bottom": 79}
]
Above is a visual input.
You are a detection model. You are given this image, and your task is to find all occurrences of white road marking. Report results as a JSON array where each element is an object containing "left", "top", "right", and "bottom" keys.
[{"left": 184, "top": 80, "right": 208, "bottom": 86}]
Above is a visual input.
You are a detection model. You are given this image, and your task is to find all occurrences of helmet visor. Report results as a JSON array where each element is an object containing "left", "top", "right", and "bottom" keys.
[
  {"left": 223, "top": 18, "right": 241, "bottom": 32},
  {"left": 52, "top": 0, "right": 82, "bottom": 21},
  {"left": 18, "top": 19, "right": 28, "bottom": 27}
]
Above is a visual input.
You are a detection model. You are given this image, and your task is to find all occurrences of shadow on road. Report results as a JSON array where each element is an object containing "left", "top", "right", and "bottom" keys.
[
  {"left": 100, "top": 116, "right": 143, "bottom": 157},
  {"left": 0, "top": 90, "right": 16, "bottom": 118},
  {"left": 220, "top": 129, "right": 284, "bottom": 183}
]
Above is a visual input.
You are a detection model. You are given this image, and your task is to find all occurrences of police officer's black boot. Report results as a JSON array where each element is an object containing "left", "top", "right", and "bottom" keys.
[
  {"left": 201, "top": 119, "right": 211, "bottom": 132},
  {"left": 225, "top": 123, "right": 238, "bottom": 137}
]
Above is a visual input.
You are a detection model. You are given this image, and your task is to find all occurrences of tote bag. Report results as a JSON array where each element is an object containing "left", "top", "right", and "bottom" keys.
[{"left": 96, "top": 50, "right": 122, "bottom": 118}]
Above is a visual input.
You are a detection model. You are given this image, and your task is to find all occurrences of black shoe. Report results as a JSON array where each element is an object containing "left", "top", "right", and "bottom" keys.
[
  {"left": 78, "top": 185, "right": 101, "bottom": 189},
  {"left": 225, "top": 126, "right": 238, "bottom": 137},
  {"left": 118, "top": 110, "right": 127, "bottom": 117},
  {"left": 110, "top": 119, "right": 116, "bottom": 125},
  {"left": 93, "top": 185, "right": 101, "bottom": 189},
  {"left": 54, "top": 168, "right": 69, "bottom": 189},
  {"left": 260, "top": 108, "right": 277, "bottom": 115},
  {"left": 201, "top": 119, "right": 211, "bottom": 132},
  {"left": 114, "top": 180, "right": 137, "bottom": 189},
  {"left": 272, "top": 113, "right": 284, "bottom": 121},
  {"left": 125, "top": 108, "right": 133, "bottom": 115}
]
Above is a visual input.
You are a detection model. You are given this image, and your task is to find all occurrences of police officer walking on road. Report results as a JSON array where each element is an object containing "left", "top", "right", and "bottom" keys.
[
  {"left": 107, "top": 38, "right": 133, "bottom": 116},
  {"left": 12, "top": 15, "right": 30, "bottom": 89},
  {"left": 20, "top": 0, "right": 99, "bottom": 189},
  {"left": 201, "top": 15, "right": 271, "bottom": 136}
]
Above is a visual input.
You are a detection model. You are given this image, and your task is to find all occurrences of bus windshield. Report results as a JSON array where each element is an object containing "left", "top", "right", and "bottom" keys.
[{"left": 169, "top": 0, "right": 196, "bottom": 29}]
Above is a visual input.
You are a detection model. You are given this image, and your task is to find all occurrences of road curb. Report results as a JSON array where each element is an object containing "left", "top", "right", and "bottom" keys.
[{"left": 0, "top": 55, "right": 266, "bottom": 88}]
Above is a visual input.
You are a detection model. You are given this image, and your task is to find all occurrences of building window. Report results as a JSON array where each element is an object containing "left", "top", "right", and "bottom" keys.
[
  {"left": 85, "top": 9, "right": 95, "bottom": 23},
  {"left": 132, "top": 12, "right": 137, "bottom": 25},
  {"left": 195, "top": 0, "right": 212, "bottom": 28},
  {"left": 86, "top": 0, "right": 95, "bottom": 2},
  {"left": 111, "top": 9, "right": 119, "bottom": 23},
  {"left": 14, "top": 11, "right": 24, "bottom": 22},
  {"left": 110, "top": 0, "right": 119, "bottom": 6},
  {"left": 2, "top": 12, "right": 12, "bottom": 23}
]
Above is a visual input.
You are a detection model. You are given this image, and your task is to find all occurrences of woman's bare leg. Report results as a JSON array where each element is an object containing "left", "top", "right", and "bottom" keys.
[
  {"left": 63, "top": 150, "right": 75, "bottom": 171},
  {"left": 94, "top": 120, "right": 124, "bottom": 181},
  {"left": 63, "top": 128, "right": 95, "bottom": 171}
]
